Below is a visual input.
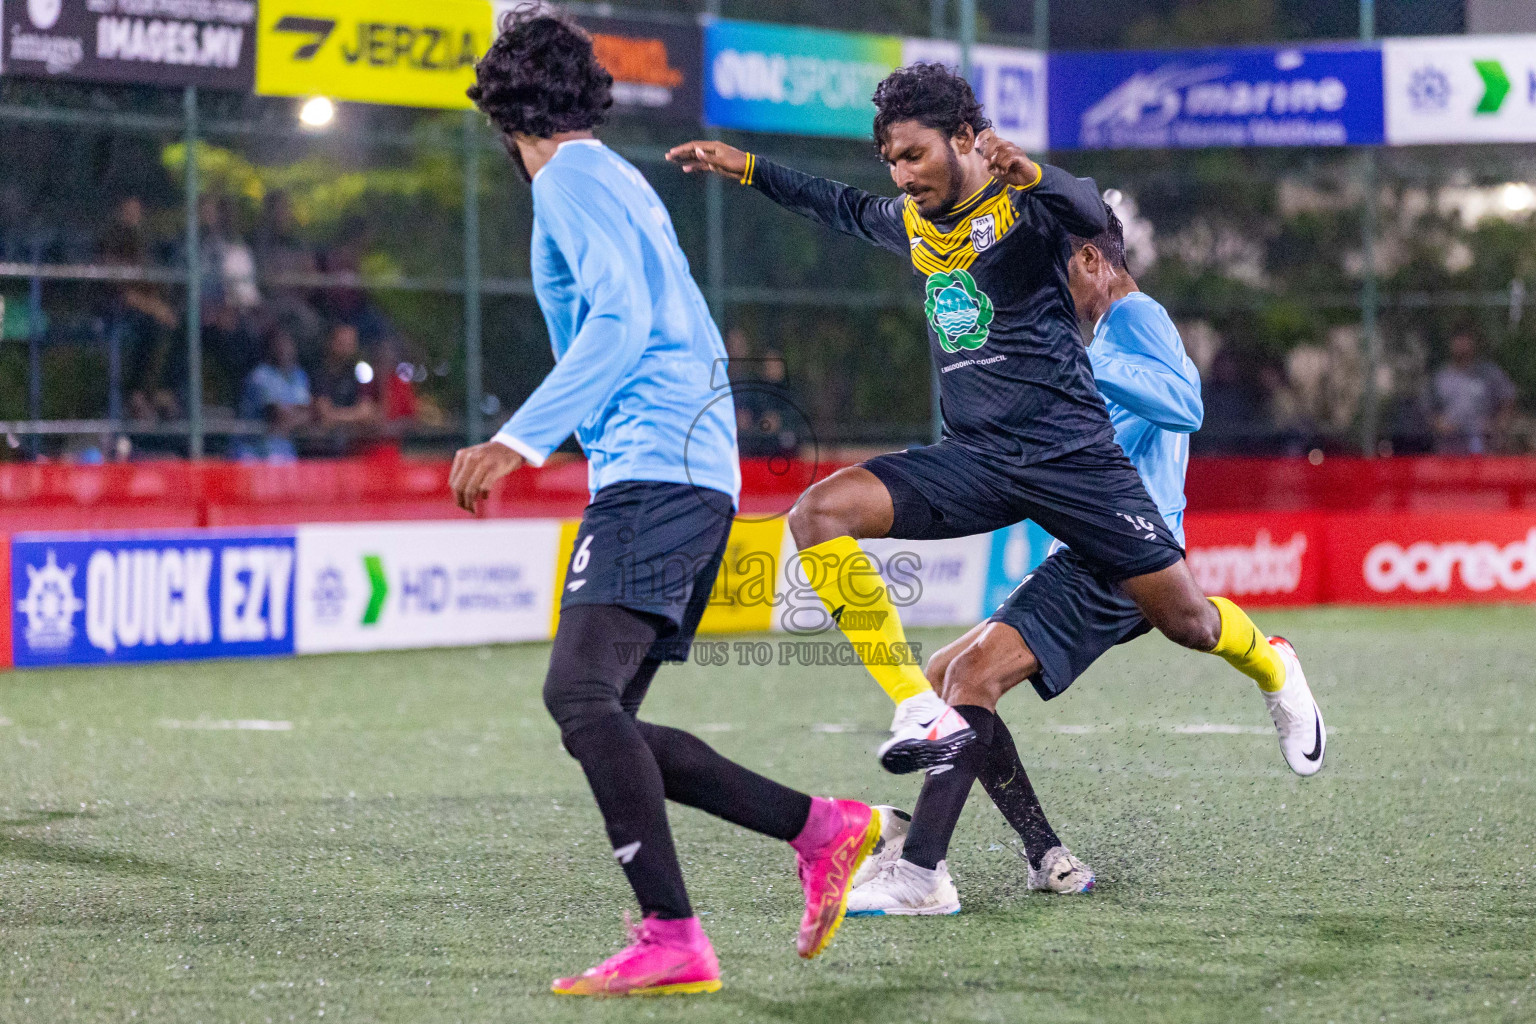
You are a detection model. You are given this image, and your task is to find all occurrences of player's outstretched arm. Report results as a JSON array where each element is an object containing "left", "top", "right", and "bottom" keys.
[
  {"left": 667, "top": 140, "right": 909, "bottom": 255},
  {"left": 977, "top": 131, "right": 1108, "bottom": 238},
  {"left": 1089, "top": 305, "right": 1203, "bottom": 432}
]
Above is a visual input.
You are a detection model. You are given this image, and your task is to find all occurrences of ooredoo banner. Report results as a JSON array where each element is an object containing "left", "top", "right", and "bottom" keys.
[
  {"left": 1185, "top": 513, "right": 1324, "bottom": 607},
  {"left": 293, "top": 520, "right": 560, "bottom": 653},
  {"left": 1049, "top": 43, "right": 1384, "bottom": 150},
  {"left": 1324, "top": 512, "right": 1536, "bottom": 604},
  {"left": 2, "top": 0, "right": 256, "bottom": 90},
  {"left": 10, "top": 529, "right": 295, "bottom": 667}
]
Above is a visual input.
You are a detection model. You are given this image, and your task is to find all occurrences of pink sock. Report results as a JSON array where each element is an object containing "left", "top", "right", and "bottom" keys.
[
  {"left": 790, "top": 796, "right": 841, "bottom": 855},
  {"left": 644, "top": 915, "right": 709, "bottom": 947}
]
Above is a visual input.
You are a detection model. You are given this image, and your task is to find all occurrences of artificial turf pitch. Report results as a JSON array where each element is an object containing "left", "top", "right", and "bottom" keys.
[{"left": 1, "top": 606, "right": 1533, "bottom": 1023}]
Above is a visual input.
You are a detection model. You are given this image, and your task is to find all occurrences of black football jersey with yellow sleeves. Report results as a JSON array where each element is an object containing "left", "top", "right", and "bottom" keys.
[{"left": 745, "top": 157, "right": 1115, "bottom": 465}]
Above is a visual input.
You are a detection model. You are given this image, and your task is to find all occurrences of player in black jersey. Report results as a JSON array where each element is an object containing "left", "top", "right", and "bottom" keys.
[{"left": 666, "top": 64, "right": 1322, "bottom": 791}]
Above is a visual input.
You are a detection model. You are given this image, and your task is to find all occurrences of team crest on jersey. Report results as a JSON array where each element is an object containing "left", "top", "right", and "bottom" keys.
[
  {"left": 924, "top": 268, "right": 995, "bottom": 353},
  {"left": 970, "top": 213, "right": 997, "bottom": 253}
]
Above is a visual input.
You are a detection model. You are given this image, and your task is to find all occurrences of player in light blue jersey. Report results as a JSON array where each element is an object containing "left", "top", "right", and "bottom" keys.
[
  {"left": 449, "top": 9, "right": 879, "bottom": 996},
  {"left": 846, "top": 207, "right": 1326, "bottom": 917}
]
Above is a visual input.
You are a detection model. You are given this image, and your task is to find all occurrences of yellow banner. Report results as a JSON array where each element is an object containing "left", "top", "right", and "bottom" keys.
[{"left": 256, "top": 0, "right": 493, "bottom": 110}]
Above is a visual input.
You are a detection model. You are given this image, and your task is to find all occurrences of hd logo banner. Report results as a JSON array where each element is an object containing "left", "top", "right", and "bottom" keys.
[
  {"left": 1384, "top": 35, "right": 1536, "bottom": 145},
  {"left": 293, "top": 521, "right": 560, "bottom": 654},
  {"left": 1049, "top": 43, "right": 1384, "bottom": 150},
  {"left": 10, "top": 530, "right": 296, "bottom": 667},
  {"left": 256, "top": 0, "right": 493, "bottom": 110},
  {"left": 1, "top": 0, "right": 256, "bottom": 90}
]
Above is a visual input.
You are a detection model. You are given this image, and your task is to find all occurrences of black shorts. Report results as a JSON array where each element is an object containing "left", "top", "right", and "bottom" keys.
[
  {"left": 863, "top": 438, "right": 1183, "bottom": 582},
  {"left": 561, "top": 480, "right": 734, "bottom": 662},
  {"left": 991, "top": 547, "right": 1152, "bottom": 701}
]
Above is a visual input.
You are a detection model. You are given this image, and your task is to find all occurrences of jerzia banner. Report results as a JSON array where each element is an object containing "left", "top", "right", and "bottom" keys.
[{"left": 2, "top": 0, "right": 256, "bottom": 90}]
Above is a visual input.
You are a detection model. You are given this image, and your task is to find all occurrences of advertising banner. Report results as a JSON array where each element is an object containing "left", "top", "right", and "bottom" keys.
[
  {"left": 1323, "top": 511, "right": 1536, "bottom": 605},
  {"left": 1185, "top": 513, "right": 1324, "bottom": 607},
  {"left": 900, "top": 39, "right": 1048, "bottom": 152},
  {"left": 256, "top": 0, "right": 492, "bottom": 110},
  {"left": 2, "top": 0, "right": 256, "bottom": 90},
  {"left": 294, "top": 520, "right": 560, "bottom": 653},
  {"left": 10, "top": 529, "right": 295, "bottom": 668},
  {"left": 704, "top": 18, "right": 903, "bottom": 138},
  {"left": 1384, "top": 35, "right": 1536, "bottom": 144},
  {"left": 1049, "top": 44, "right": 1384, "bottom": 150},
  {"left": 0, "top": 535, "right": 10, "bottom": 669}
]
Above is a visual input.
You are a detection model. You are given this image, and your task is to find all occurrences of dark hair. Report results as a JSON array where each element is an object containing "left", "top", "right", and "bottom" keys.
[
  {"left": 467, "top": 5, "right": 613, "bottom": 139},
  {"left": 872, "top": 62, "right": 992, "bottom": 150},
  {"left": 1070, "top": 204, "right": 1127, "bottom": 272}
]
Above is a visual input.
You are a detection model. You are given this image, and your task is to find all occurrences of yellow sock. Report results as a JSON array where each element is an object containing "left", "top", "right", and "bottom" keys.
[
  {"left": 1209, "top": 596, "right": 1285, "bottom": 692},
  {"left": 802, "top": 536, "right": 933, "bottom": 705}
]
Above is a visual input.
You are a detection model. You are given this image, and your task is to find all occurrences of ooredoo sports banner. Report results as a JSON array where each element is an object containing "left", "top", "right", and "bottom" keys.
[
  {"left": 1384, "top": 35, "right": 1536, "bottom": 144},
  {"left": 704, "top": 19, "right": 902, "bottom": 138},
  {"left": 1049, "top": 43, "right": 1385, "bottom": 150}
]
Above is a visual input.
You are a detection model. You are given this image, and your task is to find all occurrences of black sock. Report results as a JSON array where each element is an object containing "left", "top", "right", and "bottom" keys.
[
  {"left": 901, "top": 705, "right": 1000, "bottom": 870},
  {"left": 635, "top": 720, "right": 812, "bottom": 841},
  {"left": 561, "top": 712, "right": 693, "bottom": 920},
  {"left": 978, "top": 718, "right": 1060, "bottom": 870}
]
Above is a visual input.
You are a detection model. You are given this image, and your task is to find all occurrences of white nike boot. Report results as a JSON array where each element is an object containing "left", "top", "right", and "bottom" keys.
[
  {"left": 852, "top": 805, "right": 912, "bottom": 888},
  {"left": 1264, "top": 637, "right": 1326, "bottom": 776},
  {"left": 878, "top": 691, "right": 976, "bottom": 775},
  {"left": 846, "top": 857, "right": 961, "bottom": 917},
  {"left": 1028, "top": 845, "right": 1095, "bottom": 894}
]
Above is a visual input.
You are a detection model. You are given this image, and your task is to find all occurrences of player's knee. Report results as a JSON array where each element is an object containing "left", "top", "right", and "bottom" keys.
[
  {"left": 943, "top": 642, "right": 1012, "bottom": 706},
  {"left": 1157, "top": 608, "right": 1220, "bottom": 652},
  {"left": 542, "top": 673, "right": 624, "bottom": 752},
  {"left": 787, "top": 484, "right": 854, "bottom": 549}
]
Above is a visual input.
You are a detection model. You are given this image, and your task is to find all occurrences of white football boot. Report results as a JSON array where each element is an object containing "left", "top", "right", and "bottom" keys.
[
  {"left": 1028, "top": 845, "right": 1095, "bottom": 894},
  {"left": 1264, "top": 637, "right": 1326, "bottom": 776},
  {"left": 846, "top": 857, "right": 961, "bottom": 917},
  {"left": 852, "top": 805, "right": 912, "bottom": 888},
  {"left": 878, "top": 691, "right": 976, "bottom": 775}
]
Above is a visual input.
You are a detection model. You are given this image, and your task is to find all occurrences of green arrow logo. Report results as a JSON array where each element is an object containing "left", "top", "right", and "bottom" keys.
[
  {"left": 362, "top": 554, "right": 388, "bottom": 626},
  {"left": 1474, "top": 59, "right": 1510, "bottom": 114}
]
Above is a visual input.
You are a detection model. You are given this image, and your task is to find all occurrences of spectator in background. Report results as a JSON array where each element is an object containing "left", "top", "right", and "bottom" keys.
[
  {"left": 313, "top": 322, "right": 380, "bottom": 454},
  {"left": 199, "top": 195, "right": 263, "bottom": 406},
  {"left": 236, "top": 326, "right": 312, "bottom": 462},
  {"left": 253, "top": 190, "right": 324, "bottom": 359},
  {"left": 100, "top": 196, "right": 180, "bottom": 422},
  {"left": 1431, "top": 329, "right": 1516, "bottom": 454}
]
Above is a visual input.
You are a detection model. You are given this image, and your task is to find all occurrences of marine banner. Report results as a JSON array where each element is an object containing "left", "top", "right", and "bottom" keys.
[
  {"left": 255, "top": 0, "right": 492, "bottom": 110},
  {"left": 1, "top": 0, "right": 256, "bottom": 90},
  {"left": 1049, "top": 43, "right": 1384, "bottom": 150},
  {"left": 10, "top": 529, "right": 296, "bottom": 668}
]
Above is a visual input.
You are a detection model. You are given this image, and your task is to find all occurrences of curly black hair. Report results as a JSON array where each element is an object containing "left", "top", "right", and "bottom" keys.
[
  {"left": 467, "top": 5, "right": 613, "bottom": 140},
  {"left": 872, "top": 62, "right": 992, "bottom": 150},
  {"left": 1070, "top": 204, "right": 1128, "bottom": 271}
]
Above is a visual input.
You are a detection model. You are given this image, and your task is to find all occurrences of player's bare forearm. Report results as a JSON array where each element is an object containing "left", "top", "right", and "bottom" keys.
[
  {"left": 449, "top": 440, "right": 524, "bottom": 515},
  {"left": 664, "top": 140, "right": 748, "bottom": 180}
]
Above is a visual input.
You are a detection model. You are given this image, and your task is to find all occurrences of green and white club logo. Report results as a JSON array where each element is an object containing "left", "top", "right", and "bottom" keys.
[{"left": 925, "top": 268, "right": 995, "bottom": 352}]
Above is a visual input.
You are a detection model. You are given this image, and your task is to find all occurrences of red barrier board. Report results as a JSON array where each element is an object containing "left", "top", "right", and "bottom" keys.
[
  {"left": 1183, "top": 513, "right": 1325, "bottom": 607},
  {"left": 1322, "top": 511, "right": 1536, "bottom": 605}
]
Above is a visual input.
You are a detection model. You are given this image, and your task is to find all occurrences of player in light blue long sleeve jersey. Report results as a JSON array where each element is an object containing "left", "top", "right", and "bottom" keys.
[
  {"left": 449, "top": 9, "right": 880, "bottom": 997},
  {"left": 493, "top": 138, "right": 739, "bottom": 501},
  {"left": 847, "top": 207, "right": 1326, "bottom": 918}
]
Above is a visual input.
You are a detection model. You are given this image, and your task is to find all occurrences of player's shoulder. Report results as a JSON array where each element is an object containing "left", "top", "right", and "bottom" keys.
[
  {"left": 1104, "top": 292, "right": 1177, "bottom": 339},
  {"left": 534, "top": 142, "right": 631, "bottom": 199}
]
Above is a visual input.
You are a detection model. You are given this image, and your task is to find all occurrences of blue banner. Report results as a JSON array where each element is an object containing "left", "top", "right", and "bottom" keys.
[
  {"left": 1049, "top": 44, "right": 1384, "bottom": 151},
  {"left": 10, "top": 530, "right": 296, "bottom": 667}
]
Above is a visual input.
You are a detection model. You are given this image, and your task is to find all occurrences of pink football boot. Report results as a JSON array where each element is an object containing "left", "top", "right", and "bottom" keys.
[
  {"left": 791, "top": 798, "right": 882, "bottom": 959},
  {"left": 551, "top": 915, "right": 721, "bottom": 997}
]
